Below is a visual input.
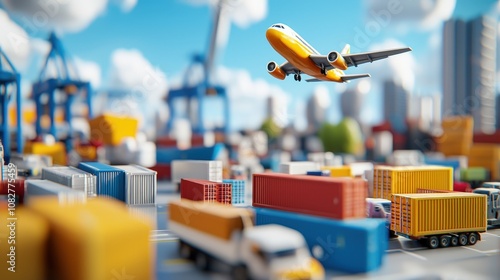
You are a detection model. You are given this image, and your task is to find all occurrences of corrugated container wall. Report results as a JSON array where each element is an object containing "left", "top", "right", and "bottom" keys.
[
  {"left": 181, "top": 179, "right": 232, "bottom": 205},
  {"left": 373, "top": 166, "right": 453, "bottom": 200},
  {"left": 252, "top": 173, "right": 367, "bottom": 220},
  {"left": 223, "top": 179, "right": 246, "bottom": 205},
  {"left": 114, "top": 165, "right": 157, "bottom": 205},
  {"left": 25, "top": 180, "right": 86, "bottom": 202},
  {"left": 391, "top": 193, "right": 487, "bottom": 238},
  {"left": 42, "top": 166, "right": 97, "bottom": 197},
  {"left": 77, "top": 162, "right": 125, "bottom": 202}
]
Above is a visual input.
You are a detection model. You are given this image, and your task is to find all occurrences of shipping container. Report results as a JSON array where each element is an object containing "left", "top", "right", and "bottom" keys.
[
  {"left": 27, "top": 197, "right": 152, "bottom": 280},
  {"left": 41, "top": 166, "right": 97, "bottom": 197},
  {"left": 279, "top": 161, "right": 320, "bottom": 175},
  {"left": 88, "top": 114, "right": 138, "bottom": 145},
  {"left": 180, "top": 179, "right": 232, "bottom": 205},
  {"left": 387, "top": 150, "right": 424, "bottom": 166},
  {"left": 10, "top": 153, "right": 52, "bottom": 177},
  {"left": 171, "top": 160, "right": 223, "bottom": 185},
  {"left": 223, "top": 179, "right": 246, "bottom": 205},
  {"left": 454, "top": 181, "right": 472, "bottom": 192},
  {"left": 473, "top": 131, "right": 500, "bottom": 144},
  {"left": 0, "top": 208, "right": 49, "bottom": 280},
  {"left": 0, "top": 179, "right": 25, "bottom": 203},
  {"left": 156, "top": 144, "right": 224, "bottom": 164},
  {"left": 77, "top": 162, "right": 125, "bottom": 201},
  {"left": 25, "top": 179, "right": 86, "bottom": 202},
  {"left": 114, "top": 165, "right": 157, "bottom": 205},
  {"left": 254, "top": 207, "right": 387, "bottom": 273},
  {"left": 321, "top": 165, "right": 352, "bottom": 177},
  {"left": 424, "top": 158, "right": 461, "bottom": 180},
  {"left": 252, "top": 173, "right": 367, "bottom": 220},
  {"left": 23, "top": 141, "right": 66, "bottom": 165},
  {"left": 391, "top": 193, "right": 487, "bottom": 248},
  {"left": 372, "top": 166, "right": 453, "bottom": 200},
  {"left": 306, "top": 170, "right": 330, "bottom": 176},
  {"left": 460, "top": 167, "right": 489, "bottom": 184},
  {"left": 150, "top": 163, "right": 171, "bottom": 180}
]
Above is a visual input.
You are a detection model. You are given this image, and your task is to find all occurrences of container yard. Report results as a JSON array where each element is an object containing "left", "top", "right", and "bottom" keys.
[{"left": 253, "top": 173, "right": 367, "bottom": 219}]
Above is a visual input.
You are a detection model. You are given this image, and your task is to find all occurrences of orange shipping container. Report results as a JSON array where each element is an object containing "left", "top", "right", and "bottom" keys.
[
  {"left": 89, "top": 114, "right": 138, "bottom": 146},
  {"left": 373, "top": 166, "right": 453, "bottom": 200}
]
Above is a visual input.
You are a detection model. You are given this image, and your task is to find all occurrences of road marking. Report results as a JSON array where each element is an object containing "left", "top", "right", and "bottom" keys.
[
  {"left": 462, "top": 246, "right": 500, "bottom": 254},
  {"left": 387, "top": 249, "right": 427, "bottom": 261},
  {"left": 483, "top": 232, "right": 500, "bottom": 238}
]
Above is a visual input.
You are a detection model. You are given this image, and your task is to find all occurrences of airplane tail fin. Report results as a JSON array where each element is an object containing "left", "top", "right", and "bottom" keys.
[{"left": 341, "top": 44, "right": 351, "bottom": 54}]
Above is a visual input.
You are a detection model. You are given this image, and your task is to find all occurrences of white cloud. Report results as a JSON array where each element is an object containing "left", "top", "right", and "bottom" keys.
[
  {"left": 0, "top": 9, "right": 31, "bottom": 69},
  {"left": 365, "top": 39, "right": 416, "bottom": 91},
  {"left": 113, "top": 0, "right": 137, "bottom": 12},
  {"left": 364, "top": 0, "right": 456, "bottom": 31},
  {"left": 74, "top": 57, "right": 102, "bottom": 88},
  {"left": 108, "top": 48, "right": 168, "bottom": 99}
]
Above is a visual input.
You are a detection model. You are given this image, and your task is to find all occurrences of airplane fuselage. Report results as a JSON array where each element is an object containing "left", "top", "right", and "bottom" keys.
[{"left": 266, "top": 25, "right": 344, "bottom": 82}]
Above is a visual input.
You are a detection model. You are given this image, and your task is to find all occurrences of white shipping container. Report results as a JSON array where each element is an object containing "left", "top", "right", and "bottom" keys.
[
  {"left": 42, "top": 166, "right": 97, "bottom": 197},
  {"left": 279, "top": 161, "right": 320, "bottom": 175},
  {"left": 171, "top": 160, "right": 223, "bottom": 185},
  {"left": 114, "top": 165, "right": 157, "bottom": 205},
  {"left": 25, "top": 179, "right": 86, "bottom": 203}
]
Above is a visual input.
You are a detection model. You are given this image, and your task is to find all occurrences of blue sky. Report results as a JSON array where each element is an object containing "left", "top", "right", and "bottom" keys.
[{"left": 0, "top": 0, "right": 498, "bottom": 133}]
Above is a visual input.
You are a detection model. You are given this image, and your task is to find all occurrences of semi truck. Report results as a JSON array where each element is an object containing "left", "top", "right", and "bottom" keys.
[
  {"left": 473, "top": 187, "right": 500, "bottom": 226},
  {"left": 391, "top": 192, "right": 487, "bottom": 248},
  {"left": 169, "top": 200, "right": 324, "bottom": 280}
]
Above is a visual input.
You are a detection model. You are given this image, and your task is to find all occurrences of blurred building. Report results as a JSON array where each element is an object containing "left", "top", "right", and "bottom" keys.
[
  {"left": 383, "top": 80, "right": 409, "bottom": 133},
  {"left": 306, "top": 87, "right": 330, "bottom": 132},
  {"left": 443, "top": 15, "right": 497, "bottom": 132},
  {"left": 410, "top": 95, "right": 441, "bottom": 132},
  {"left": 497, "top": 94, "right": 500, "bottom": 130},
  {"left": 340, "top": 88, "right": 364, "bottom": 124}
]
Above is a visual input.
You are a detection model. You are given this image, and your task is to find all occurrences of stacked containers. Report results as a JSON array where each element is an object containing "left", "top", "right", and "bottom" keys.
[
  {"left": 279, "top": 161, "right": 320, "bottom": 175},
  {"left": 436, "top": 116, "right": 473, "bottom": 156},
  {"left": 77, "top": 162, "right": 125, "bottom": 202},
  {"left": 180, "top": 179, "right": 232, "bottom": 205},
  {"left": 114, "top": 165, "right": 157, "bottom": 205},
  {"left": 468, "top": 144, "right": 500, "bottom": 180},
  {"left": 253, "top": 173, "right": 387, "bottom": 273},
  {"left": 223, "top": 179, "right": 245, "bottom": 205},
  {"left": 171, "top": 160, "right": 222, "bottom": 185},
  {"left": 41, "top": 166, "right": 97, "bottom": 197},
  {"left": 320, "top": 165, "right": 353, "bottom": 177},
  {"left": 372, "top": 166, "right": 453, "bottom": 200}
]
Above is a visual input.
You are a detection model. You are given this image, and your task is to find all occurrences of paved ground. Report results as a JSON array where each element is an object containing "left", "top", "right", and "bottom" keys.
[{"left": 136, "top": 182, "right": 500, "bottom": 280}]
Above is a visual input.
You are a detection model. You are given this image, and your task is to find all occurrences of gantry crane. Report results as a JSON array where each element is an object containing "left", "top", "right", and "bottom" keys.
[
  {"left": 32, "top": 32, "right": 92, "bottom": 152},
  {"left": 0, "top": 47, "right": 22, "bottom": 161},
  {"left": 166, "top": 0, "right": 230, "bottom": 135}
]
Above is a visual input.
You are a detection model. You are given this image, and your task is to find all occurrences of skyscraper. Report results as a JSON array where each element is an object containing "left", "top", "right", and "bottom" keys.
[
  {"left": 340, "top": 88, "right": 364, "bottom": 124},
  {"left": 497, "top": 94, "right": 500, "bottom": 130},
  {"left": 383, "top": 80, "right": 409, "bottom": 133},
  {"left": 442, "top": 15, "right": 497, "bottom": 132}
]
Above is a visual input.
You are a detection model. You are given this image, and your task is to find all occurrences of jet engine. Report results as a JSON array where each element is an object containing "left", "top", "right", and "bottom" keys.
[
  {"left": 267, "top": 61, "right": 286, "bottom": 80},
  {"left": 327, "top": 51, "right": 348, "bottom": 70}
]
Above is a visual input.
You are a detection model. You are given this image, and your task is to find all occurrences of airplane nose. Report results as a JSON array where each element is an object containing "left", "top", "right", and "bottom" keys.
[{"left": 266, "top": 28, "right": 281, "bottom": 42}]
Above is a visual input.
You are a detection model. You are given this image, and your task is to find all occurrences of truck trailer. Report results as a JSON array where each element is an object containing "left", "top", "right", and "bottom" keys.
[
  {"left": 169, "top": 200, "right": 324, "bottom": 280},
  {"left": 391, "top": 192, "right": 487, "bottom": 248}
]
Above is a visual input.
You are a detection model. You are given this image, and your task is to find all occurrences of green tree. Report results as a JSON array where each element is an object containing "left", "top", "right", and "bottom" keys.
[
  {"left": 260, "top": 117, "right": 282, "bottom": 140},
  {"left": 319, "top": 117, "right": 364, "bottom": 156}
]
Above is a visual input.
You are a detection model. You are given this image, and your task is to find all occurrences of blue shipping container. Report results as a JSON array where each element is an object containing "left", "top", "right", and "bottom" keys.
[
  {"left": 424, "top": 159, "right": 460, "bottom": 171},
  {"left": 156, "top": 144, "right": 224, "bottom": 164},
  {"left": 254, "top": 208, "right": 387, "bottom": 273},
  {"left": 77, "top": 162, "right": 125, "bottom": 202},
  {"left": 223, "top": 179, "right": 245, "bottom": 205}
]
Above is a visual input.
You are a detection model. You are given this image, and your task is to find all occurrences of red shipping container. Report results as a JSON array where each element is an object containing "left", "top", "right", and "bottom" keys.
[
  {"left": 150, "top": 164, "right": 171, "bottom": 180},
  {"left": 473, "top": 131, "right": 500, "bottom": 144},
  {"left": 453, "top": 181, "right": 472, "bottom": 192},
  {"left": 180, "top": 179, "right": 232, "bottom": 205},
  {"left": 0, "top": 179, "right": 25, "bottom": 204},
  {"left": 252, "top": 173, "right": 367, "bottom": 220},
  {"left": 156, "top": 136, "right": 178, "bottom": 148}
]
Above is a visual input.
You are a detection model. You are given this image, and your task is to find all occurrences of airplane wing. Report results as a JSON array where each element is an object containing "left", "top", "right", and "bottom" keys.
[
  {"left": 343, "top": 47, "right": 412, "bottom": 67},
  {"left": 308, "top": 47, "right": 412, "bottom": 69},
  {"left": 279, "top": 61, "right": 298, "bottom": 75}
]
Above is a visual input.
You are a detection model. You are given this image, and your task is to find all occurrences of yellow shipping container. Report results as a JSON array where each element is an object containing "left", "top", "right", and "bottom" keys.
[
  {"left": 436, "top": 142, "right": 471, "bottom": 156},
  {"left": 169, "top": 199, "right": 253, "bottom": 240},
  {"left": 441, "top": 115, "right": 473, "bottom": 130},
  {"left": 391, "top": 193, "right": 486, "bottom": 238},
  {"left": 27, "top": 197, "right": 152, "bottom": 280},
  {"left": 373, "top": 166, "right": 453, "bottom": 200},
  {"left": 0, "top": 207, "right": 49, "bottom": 280},
  {"left": 89, "top": 114, "right": 138, "bottom": 146},
  {"left": 24, "top": 141, "right": 66, "bottom": 165},
  {"left": 469, "top": 144, "right": 500, "bottom": 158},
  {"left": 320, "top": 166, "right": 352, "bottom": 177}
]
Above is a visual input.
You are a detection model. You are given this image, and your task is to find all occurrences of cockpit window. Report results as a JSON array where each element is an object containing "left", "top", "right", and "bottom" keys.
[{"left": 272, "top": 24, "right": 284, "bottom": 29}]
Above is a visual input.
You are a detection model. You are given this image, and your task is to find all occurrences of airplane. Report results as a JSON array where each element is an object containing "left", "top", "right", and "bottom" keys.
[{"left": 266, "top": 23, "right": 412, "bottom": 83}]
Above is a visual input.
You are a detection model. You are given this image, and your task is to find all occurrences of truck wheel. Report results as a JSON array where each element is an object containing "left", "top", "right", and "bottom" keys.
[
  {"left": 179, "top": 241, "right": 193, "bottom": 259},
  {"left": 195, "top": 252, "right": 210, "bottom": 271},
  {"left": 231, "top": 265, "right": 248, "bottom": 280},
  {"left": 450, "top": 235, "right": 459, "bottom": 246},
  {"left": 428, "top": 236, "right": 439, "bottom": 249},
  {"left": 439, "top": 235, "right": 450, "bottom": 248},
  {"left": 458, "top": 233, "right": 468, "bottom": 246},
  {"left": 468, "top": 233, "right": 478, "bottom": 245}
]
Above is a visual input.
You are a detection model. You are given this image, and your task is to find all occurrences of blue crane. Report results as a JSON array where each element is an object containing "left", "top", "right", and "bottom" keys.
[
  {"left": 32, "top": 32, "right": 92, "bottom": 152},
  {"left": 166, "top": 0, "right": 230, "bottom": 135},
  {"left": 0, "top": 47, "right": 22, "bottom": 162}
]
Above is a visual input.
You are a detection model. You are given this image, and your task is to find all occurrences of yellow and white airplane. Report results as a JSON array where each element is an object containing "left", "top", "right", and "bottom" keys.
[{"left": 266, "top": 23, "right": 412, "bottom": 82}]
